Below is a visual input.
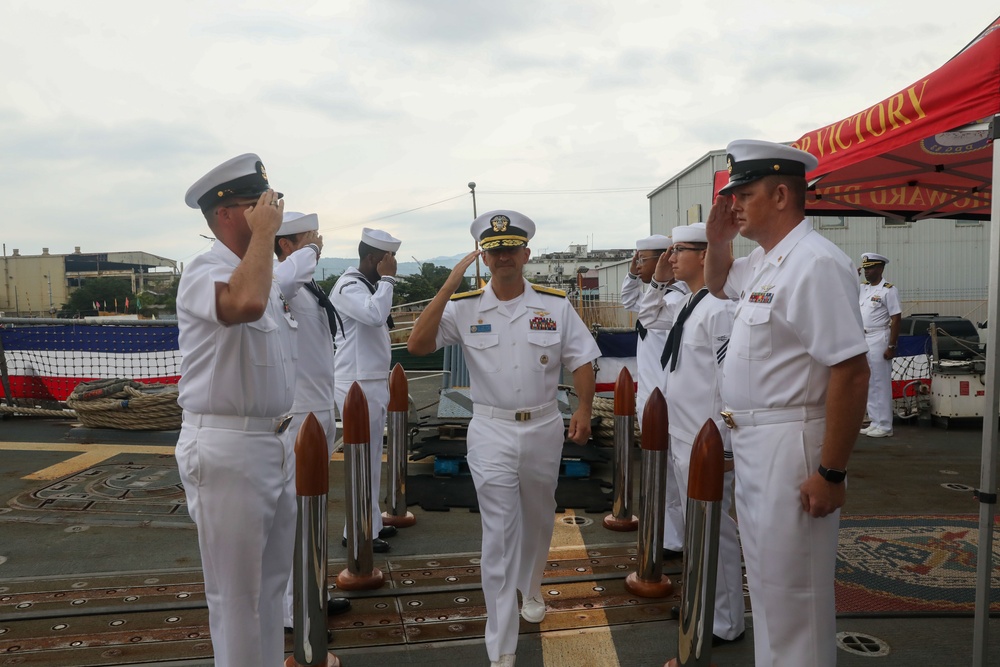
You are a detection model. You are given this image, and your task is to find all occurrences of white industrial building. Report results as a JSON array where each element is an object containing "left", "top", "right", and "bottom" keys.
[{"left": 643, "top": 149, "right": 990, "bottom": 322}]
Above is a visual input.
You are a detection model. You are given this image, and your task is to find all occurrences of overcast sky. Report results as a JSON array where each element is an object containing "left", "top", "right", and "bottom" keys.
[{"left": 2, "top": 1, "right": 996, "bottom": 267}]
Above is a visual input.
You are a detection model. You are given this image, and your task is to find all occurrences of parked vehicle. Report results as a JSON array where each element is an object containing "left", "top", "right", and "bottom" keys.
[{"left": 898, "top": 314, "right": 982, "bottom": 361}]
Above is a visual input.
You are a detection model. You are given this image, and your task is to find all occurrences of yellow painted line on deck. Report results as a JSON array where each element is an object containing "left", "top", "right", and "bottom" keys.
[
  {"left": 0, "top": 442, "right": 175, "bottom": 480},
  {"left": 541, "top": 509, "right": 621, "bottom": 667}
]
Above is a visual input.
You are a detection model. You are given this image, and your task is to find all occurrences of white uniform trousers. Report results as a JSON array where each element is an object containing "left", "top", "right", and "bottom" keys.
[
  {"left": 335, "top": 380, "right": 387, "bottom": 539},
  {"left": 669, "top": 436, "right": 745, "bottom": 640},
  {"left": 732, "top": 417, "right": 838, "bottom": 667},
  {"left": 466, "top": 410, "right": 564, "bottom": 662},
  {"left": 175, "top": 423, "right": 296, "bottom": 667},
  {"left": 662, "top": 463, "right": 685, "bottom": 552},
  {"left": 865, "top": 329, "right": 894, "bottom": 432},
  {"left": 282, "top": 408, "right": 338, "bottom": 628}
]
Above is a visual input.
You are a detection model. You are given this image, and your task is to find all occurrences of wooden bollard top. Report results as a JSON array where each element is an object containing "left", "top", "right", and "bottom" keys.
[
  {"left": 640, "top": 388, "right": 669, "bottom": 451},
  {"left": 388, "top": 363, "right": 409, "bottom": 412},
  {"left": 295, "top": 413, "right": 329, "bottom": 495},
  {"left": 688, "top": 419, "right": 724, "bottom": 501},
  {"left": 343, "top": 382, "right": 371, "bottom": 445},
  {"left": 613, "top": 366, "right": 635, "bottom": 417}
]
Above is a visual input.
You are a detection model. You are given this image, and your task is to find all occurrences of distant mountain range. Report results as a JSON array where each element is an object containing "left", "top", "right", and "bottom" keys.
[{"left": 313, "top": 252, "right": 478, "bottom": 282}]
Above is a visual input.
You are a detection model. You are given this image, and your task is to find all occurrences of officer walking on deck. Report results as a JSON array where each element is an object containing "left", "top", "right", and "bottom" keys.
[
  {"left": 705, "top": 140, "right": 870, "bottom": 667},
  {"left": 858, "top": 252, "right": 901, "bottom": 438},
  {"left": 407, "top": 210, "right": 600, "bottom": 667},
  {"left": 272, "top": 211, "right": 351, "bottom": 629},
  {"left": 330, "top": 228, "right": 402, "bottom": 552},
  {"left": 175, "top": 154, "right": 297, "bottom": 667}
]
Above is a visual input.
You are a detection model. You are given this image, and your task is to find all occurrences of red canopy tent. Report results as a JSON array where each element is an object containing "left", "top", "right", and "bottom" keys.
[
  {"left": 712, "top": 16, "right": 1000, "bottom": 666},
  {"left": 713, "top": 17, "right": 1000, "bottom": 222}
]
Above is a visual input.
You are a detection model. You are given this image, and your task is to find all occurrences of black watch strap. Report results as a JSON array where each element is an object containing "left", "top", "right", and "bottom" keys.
[{"left": 818, "top": 464, "right": 847, "bottom": 483}]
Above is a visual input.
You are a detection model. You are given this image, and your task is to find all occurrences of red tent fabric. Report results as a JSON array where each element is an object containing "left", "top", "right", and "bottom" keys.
[{"left": 713, "top": 16, "right": 1000, "bottom": 220}]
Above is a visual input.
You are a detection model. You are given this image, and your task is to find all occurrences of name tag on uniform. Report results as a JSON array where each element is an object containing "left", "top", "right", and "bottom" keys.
[{"left": 470, "top": 324, "right": 492, "bottom": 333}]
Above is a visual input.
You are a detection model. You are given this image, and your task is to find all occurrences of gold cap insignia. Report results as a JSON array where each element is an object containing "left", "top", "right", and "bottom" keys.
[
  {"left": 490, "top": 214, "right": 510, "bottom": 233},
  {"left": 727, "top": 156, "right": 733, "bottom": 174},
  {"left": 773, "top": 164, "right": 781, "bottom": 171}
]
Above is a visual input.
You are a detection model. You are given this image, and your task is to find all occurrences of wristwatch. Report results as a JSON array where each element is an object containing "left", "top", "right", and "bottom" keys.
[{"left": 818, "top": 464, "right": 847, "bottom": 484}]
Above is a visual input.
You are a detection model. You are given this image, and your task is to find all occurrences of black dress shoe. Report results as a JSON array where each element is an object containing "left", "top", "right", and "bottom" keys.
[
  {"left": 341, "top": 537, "right": 391, "bottom": 553},
  {"left": 662, "top": 548, "right": 683, "bottom": 561},
  {"left": 327, "top": 597, "right": 351, "bottom": 616},
  {"left": 378, "top": 525, "right": 398, "bottom": 539},
  {"left": 669, "top": 606, "right": 680, "bottom": 620},
  {"left": 712, "top": 630, "right": 746, "bottom": 647}
]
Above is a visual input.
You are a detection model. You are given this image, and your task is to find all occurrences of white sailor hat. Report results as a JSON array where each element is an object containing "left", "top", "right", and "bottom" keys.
[
  {"left": 361, "top": 227, "right": 401, "bottom": 253},
  {"left": 278, "top": 211, "right": 318, "bottom": 236},
  {"left": 671, "top": 222, "right": 707, "bottom": 244},
  {"left": 635, "top": 234, "right": 671, "bottom": 251},
  {"left": 185, "top": 153, "right": 282, "bottom": 210},
  {"left": 718, "top": 140, "right": 819, "bottom": 195},
  {"left": 471, "top": 210, "right": 536, "bottom": 250},
  {"left": 861, "top": 252, "right": 890, "bottom": 267}
]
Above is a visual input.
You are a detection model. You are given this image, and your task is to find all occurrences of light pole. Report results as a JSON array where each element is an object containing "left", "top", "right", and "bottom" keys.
[
  {"left": 469, "top": 181, "right": 480, "bottom": 285},
  {"left": 44, "top": 274, "right": 54, "bottom": 314}
]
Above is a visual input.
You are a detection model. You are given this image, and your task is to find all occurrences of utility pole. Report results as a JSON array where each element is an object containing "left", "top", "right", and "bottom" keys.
[{"left": 469, "top": 181, "right": 480, "bottom": 286}]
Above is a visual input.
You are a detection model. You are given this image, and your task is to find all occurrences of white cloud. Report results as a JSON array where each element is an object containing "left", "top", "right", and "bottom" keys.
[{"left": 1, "top": 0, "right": 996, "bottom": 265}]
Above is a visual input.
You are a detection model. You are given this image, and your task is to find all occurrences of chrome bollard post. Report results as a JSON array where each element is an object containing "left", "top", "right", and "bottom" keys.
[
  {"left": 665, "top": 419, "right": 725, "bottom": 667},
  {"left": 604, "top": 367, "right": 639, "bottom": 531},
  {"left": 336, "top": 382, "right": 385, "bottom": 591},
  {"left": 284, "top": 413, "right": 342, "bottom": 667},
  {"left": 625, "top": 388, "right": 674, "bottom": 598},
  {"left": 382, "top": 364, "right": 416, "bottom": 528}
]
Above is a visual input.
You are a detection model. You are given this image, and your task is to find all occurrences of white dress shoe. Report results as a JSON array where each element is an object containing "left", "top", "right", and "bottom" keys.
[
  {"left": 521, "top": 594, "right": 546, "bottom": 623},
  {"left": 859, "top": 424, "right": 872, "bottom": 434},
  {"left": 490, "top": 654, "right": 516, "bottom": 667},
  {"left": 866, "top": 427, "right": 893, "bottom": 438}
]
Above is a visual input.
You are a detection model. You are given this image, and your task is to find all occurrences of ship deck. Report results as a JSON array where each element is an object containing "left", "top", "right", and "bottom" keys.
[{"left": 1, "top": 385, "right": 998, "bottom": 666}]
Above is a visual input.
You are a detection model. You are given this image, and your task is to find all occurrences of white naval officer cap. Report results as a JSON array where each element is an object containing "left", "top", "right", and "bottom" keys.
[
  {"left": 635, "top": 234, "right": 671, "bottom": 250},
  {"left": 671, "top": 222, "right": 707, "bottom": 244},
  {"left": 718, "top": 139, "right": 819, "bottom": 195},
  {"left": 278, "top": 211, "right": 319, "bottom": 236},
  {"left": 471, "top": 210, "right": 536, "bottom": 250},
  {"left": 861, "top": 252, "right": 890, "bottom": 267},
  {"left": 184, "top": 153, "right": 282, "bottom": 210},
  {"left": 361, "top": 227, "right": 402, "bottom": 253}
]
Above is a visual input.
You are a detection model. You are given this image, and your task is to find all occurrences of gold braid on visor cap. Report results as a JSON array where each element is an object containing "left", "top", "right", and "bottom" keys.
[{"left": 480, "top": 235, "right": 528, "bottom": 249}]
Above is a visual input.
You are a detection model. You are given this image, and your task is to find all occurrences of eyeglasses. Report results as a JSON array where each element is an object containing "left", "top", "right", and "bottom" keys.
[
  {"left": 636, "top": 255, "right": 660, "bottom": 263},
  {"left": 671, "top": 245, "right": 704, "bottom": 254}
]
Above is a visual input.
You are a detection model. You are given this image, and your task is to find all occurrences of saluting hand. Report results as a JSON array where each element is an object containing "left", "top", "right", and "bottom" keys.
[
  {"left": 629, "top": 251, "right": 641, "bottom": 276},
  {"left": 244, "top": 189, "right": 284, "bottom": 238},
  {"left": 443, "top": 250, "right": 481, "bottom": 294},
  {"left": 377, "top": 252, "right": 398, "bottom": 278},
  {"left": 652, "top": 248, "right": 674, "bottom": 283},
  {"left": 706, "top": 195, "right": 738, "bottom": 245}
]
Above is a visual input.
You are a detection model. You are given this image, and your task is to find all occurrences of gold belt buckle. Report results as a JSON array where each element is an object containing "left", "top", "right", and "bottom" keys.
[
  {"left": 720, "top": 411, "right": 736, "bottom": 429},
  {"left": 275, "top": 415, "right": 293, "bottom": 434},
  {"left": 515, "top": 410, "right": 531, "bottom": 422}
]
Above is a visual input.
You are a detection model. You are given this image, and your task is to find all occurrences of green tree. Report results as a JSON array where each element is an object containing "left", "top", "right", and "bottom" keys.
[
  {"left": 316, "top": 273, "right": 340, "bottom": 295},
  {"left": 135, "top": 276, "right": 179, "bottom": 317},
  {"left": 61, "top": 277, "right": 133, "bottom": 317},
  {"left": 394, "top": 263, "right": 471, "bottom": 305}
]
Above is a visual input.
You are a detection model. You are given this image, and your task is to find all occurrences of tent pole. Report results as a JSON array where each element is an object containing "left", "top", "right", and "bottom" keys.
[{"left": 973, "top": 115, "right": 1000, "bottom": 667}]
